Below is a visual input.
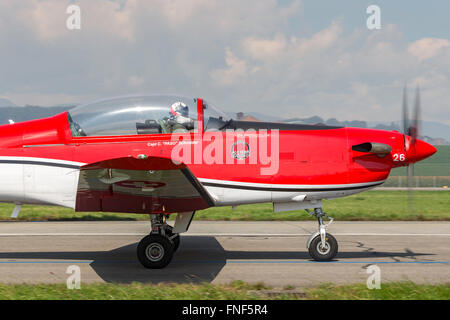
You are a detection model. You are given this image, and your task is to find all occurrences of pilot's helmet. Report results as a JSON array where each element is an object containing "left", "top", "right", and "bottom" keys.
[
  {"left": 169, "top": 102, "right": 192, "bottom": 127},
  {"left": 170, "top": 102, "right": 189, "bottom": 118}
]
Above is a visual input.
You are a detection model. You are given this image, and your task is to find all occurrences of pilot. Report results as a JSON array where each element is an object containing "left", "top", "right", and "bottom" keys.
[{"left": 165, "top": 102, "right": 195, "bottom": 133}]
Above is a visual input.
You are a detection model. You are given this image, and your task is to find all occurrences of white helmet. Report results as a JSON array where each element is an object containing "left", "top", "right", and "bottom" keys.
[
  {"left": 170, "top": 102, "right": 193, "bottom": 127},
  {"left": 170, "top": 102, "right": 189, "bottom": 117}
]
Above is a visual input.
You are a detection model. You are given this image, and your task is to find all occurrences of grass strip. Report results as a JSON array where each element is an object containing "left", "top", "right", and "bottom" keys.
[
  {"left": 0, "top": 281, "right": 448, "bottom": 300},
  {"left": 0, "top": 191, "right": 448, "bottom": 222}
]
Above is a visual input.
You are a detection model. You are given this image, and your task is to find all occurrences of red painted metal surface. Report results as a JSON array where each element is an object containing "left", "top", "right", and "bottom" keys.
[{"left": 0, "top": 97, "right": 437, "bottom": 214}]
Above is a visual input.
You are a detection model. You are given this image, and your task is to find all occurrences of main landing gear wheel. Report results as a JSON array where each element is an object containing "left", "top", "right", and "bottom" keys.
[
  {"left": 137, "top": 214, "right": 181, "bottom": 269},
  {"left": 137, "top": 234, "right": 174, "bottom": 269},
  {"left": 308, "top": 233, "right": 338, "bottom": 261}
]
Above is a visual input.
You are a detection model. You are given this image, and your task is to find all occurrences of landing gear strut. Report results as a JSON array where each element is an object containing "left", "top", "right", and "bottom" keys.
[
  {"left": 305, "top": 208, "right": 338, "bottom": 261},
  {"left": 137, "top": 214, "right": 180, "bottom": 269}
]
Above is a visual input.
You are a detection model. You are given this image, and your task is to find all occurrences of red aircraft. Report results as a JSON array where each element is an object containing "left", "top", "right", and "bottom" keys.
[{"left": 0, "top": 91, "right": 436, "bottom": 268}]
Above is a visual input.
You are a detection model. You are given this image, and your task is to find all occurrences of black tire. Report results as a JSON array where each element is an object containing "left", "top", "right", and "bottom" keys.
[
  {"left": 137, "top": 234, "right": 174, "bottom": 269},
  {"left": 308, "top": 233, "right": 338, "bottom": 261}
]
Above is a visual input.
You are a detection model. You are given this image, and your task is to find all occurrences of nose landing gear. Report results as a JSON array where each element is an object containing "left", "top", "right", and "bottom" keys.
[{"left": 305, "top": 208, "right": 338, "bottom": 261}]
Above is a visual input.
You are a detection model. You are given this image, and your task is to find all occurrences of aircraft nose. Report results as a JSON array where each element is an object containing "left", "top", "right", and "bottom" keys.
[{"left": 408, "top": 139, "right": 437, "bottom": 163}]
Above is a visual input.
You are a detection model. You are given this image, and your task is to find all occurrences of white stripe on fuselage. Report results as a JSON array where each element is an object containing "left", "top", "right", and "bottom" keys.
[
  {"left": 198, "top": 178, "right": 385, "bottom": 190},
  {"left": 0, "top": 156, "right": 85, "bottom": 167},
  {"left": 199, "top": 178, "right": 385, "bottom": 206}
]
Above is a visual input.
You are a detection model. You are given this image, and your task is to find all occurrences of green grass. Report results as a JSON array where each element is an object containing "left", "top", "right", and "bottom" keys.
[
  {"left": 0, "top": 281, "right": 448, "bottom": 300},
  {"left": 0, "top": 282, "right": 270, "bottom": 300},
  {"left": 195, "top": 191, "right": 450, "bottom": 221},
  {"left": 0, "top": 191, "right": 448, "bottom": 221},
  {"left": 305, "top": 282, "right": 450, "bottom": 300}
]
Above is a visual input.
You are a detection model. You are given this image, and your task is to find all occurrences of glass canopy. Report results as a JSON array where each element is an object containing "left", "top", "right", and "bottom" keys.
[
  {"left": 68, "top": 95, "right": 198, "bottom": 137},
  {"left": 68, "top": 95, "right": 233, "bottom": 137}
]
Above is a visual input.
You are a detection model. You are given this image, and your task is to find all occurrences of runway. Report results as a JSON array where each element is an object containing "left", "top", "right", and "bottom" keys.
[{"left": 0, "top": 221, "right": 449, "bottom": 287}]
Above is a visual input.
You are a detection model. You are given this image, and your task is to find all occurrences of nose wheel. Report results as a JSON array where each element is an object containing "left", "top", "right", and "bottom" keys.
[
  {"left": 306, "top": 208, "right": 338, "bottom": 261},
  {"left": 308, "top": 233, "right": 338, "bottom": 261}
]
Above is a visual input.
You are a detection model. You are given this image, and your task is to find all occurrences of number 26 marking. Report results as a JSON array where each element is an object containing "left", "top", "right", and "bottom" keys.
[{"left": 393, "top": 153, "right": 406, "bottom": 161}]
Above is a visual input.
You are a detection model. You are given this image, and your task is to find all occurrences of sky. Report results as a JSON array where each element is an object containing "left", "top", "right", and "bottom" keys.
[{"left": 0, "top": 0, "right": 449, "bottom": 124}]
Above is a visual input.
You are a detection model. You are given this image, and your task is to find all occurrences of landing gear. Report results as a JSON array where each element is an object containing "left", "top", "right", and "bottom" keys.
[
  {"left": 308, "top": 233, "right": 338, "bottom": 261},
  {"left": 137, "top": 234, "right": 174, "bottom": 269},
  {"left": 137, "top": 214, "right": 180, "bottom": 269},
  {"left": 305, "top": 208, "right": 338, "bottom": 261},
  {"left": 165, "top": 225, "right": 180, "bottom": 252}
]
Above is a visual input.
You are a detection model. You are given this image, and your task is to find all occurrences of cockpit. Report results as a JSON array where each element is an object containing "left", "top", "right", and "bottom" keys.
[{"left": 68, "top": 95, "right": 232, "bottom": 137}]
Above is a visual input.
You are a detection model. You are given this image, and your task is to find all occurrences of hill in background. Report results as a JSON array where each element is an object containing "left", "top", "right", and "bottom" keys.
[
  {"left": 0, "top": 105, "right": 75, "bottom": 124},
  {"left": 0, "top": 98, "right": 16, "bottom": 107}
]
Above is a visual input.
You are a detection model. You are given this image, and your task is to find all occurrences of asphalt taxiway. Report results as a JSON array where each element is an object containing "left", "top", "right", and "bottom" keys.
[{"left": 0, "top": 221, "right": 448, "bottom": 287}]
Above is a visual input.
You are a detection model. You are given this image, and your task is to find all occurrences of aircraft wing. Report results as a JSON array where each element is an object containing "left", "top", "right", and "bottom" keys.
[{"left": 75, "top": 156, "right": 214, "bottom": 214}]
